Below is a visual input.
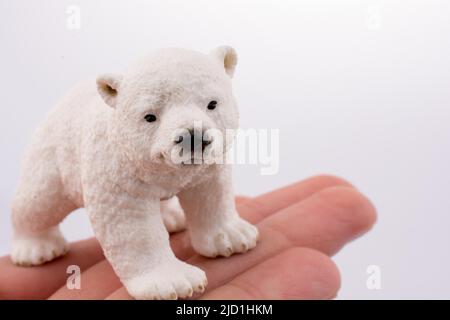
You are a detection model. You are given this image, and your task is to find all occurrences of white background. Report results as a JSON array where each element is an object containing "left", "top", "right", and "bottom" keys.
[{"left": 1, "top": 0, "right": 449, "bottom": 299}]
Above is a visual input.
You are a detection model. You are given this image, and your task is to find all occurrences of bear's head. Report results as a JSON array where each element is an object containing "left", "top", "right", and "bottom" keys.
[{"left": 96, "top": 46, "right": 239, "bottom": 173}]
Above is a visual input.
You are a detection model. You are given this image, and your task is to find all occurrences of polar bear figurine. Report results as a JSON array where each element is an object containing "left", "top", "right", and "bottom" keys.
[{"left": 10, "top": 46, "right": 259, "bottom": 300}]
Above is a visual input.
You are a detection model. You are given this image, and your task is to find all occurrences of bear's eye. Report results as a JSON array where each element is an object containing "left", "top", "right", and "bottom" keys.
[
  {"left": 207, "top": 100, "right": 218, "bottom": 110},
  {"left": 144, "top": 114, "right": 157, "bottom": 123}
]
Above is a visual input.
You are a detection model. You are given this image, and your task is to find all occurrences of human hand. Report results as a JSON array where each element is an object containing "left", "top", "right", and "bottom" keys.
[{"left": 0, "top": 175, "right": 376, "bottom": 300}]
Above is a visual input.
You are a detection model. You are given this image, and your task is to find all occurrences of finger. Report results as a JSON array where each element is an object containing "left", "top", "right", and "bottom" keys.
[
  {"left": 189, "top": 186, "right": 376, "bottom": 292},
  {"left": 240, "top": 175, "right": 353, "bottom": 224},
  {"left": 201, "top": 248, "right": 340, "bottom": 299},
  {"left": 106, "top": 186, "right": 375, "bottom": 300},
  {"left": 49, "top": 260, "right": 121, "bottom": 300},
  {"left": 0, "top": 238, "right": 104, "bottom": 299},
  {"left": 171, "top": 175, "right": 353, "bottom": 260}
]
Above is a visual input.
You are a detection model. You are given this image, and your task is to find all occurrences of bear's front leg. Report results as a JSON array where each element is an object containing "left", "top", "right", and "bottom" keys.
[
  {"left": 178, "top": 167, "right": 259, "bottom": 258},
  {"left": 86, "top": 195, "right": 206, "bottom": 300}
]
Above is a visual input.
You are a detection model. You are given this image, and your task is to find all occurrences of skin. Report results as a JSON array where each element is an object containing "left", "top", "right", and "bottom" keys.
[{"left": 0, "top": 175, "right": 376, "bottom": 300}]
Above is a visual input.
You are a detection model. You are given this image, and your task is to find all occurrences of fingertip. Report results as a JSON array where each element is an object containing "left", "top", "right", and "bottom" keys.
[
  {"left": 316, "top": 186, "right": 377, "bottom": 238},
  {"left": 274, "top": 248, "right": 341, "bottom": 299},
  {"left": 305, "top": 174, "right": 355, "bottom": 190},
  {"left": 201, "top": 247, "right": 341, "bottom": 300}
]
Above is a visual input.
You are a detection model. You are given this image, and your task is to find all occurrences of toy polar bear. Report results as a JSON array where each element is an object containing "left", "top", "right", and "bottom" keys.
[{"left": 10, "top": 46, "right": 259, "bottom": 300}]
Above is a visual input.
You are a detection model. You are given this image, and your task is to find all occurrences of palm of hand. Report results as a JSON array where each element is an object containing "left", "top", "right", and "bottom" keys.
[{"left": 0, "top": 176, "right": 375, "bottom": 300}]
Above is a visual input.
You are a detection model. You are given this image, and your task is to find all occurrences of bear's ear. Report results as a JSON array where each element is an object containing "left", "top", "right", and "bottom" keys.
[
  {"left": 96, "top": 73, "right": 123, "bottom": 108},
  {"left": 209, "top": 46, "right": 238, "bottom": 78}
]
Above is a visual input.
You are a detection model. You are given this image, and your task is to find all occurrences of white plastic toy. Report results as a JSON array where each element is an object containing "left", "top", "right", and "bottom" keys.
[{"left": 10, "top": 46, "right": 259, "bottom": 300}]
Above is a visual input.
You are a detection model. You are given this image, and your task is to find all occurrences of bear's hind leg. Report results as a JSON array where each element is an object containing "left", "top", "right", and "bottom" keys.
[
  {"left": 11, "top": 156, "right": 77, "bottom": 266},
  {"left": 11, "top": 190, "right": 74, "bottom": 266},
  {"left": 11, "top": 226, "right": 68, "bottom": 266}
]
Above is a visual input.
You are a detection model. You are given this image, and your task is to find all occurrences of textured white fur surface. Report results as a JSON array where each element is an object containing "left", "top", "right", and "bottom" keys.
[{"left": 10, "top": 47, "right": 258, "bottom": 300}]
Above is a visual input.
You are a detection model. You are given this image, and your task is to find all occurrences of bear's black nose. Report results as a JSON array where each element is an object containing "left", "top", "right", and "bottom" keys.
[{"left": 174, "top": 129, "right": 212, "bottom": 151}]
